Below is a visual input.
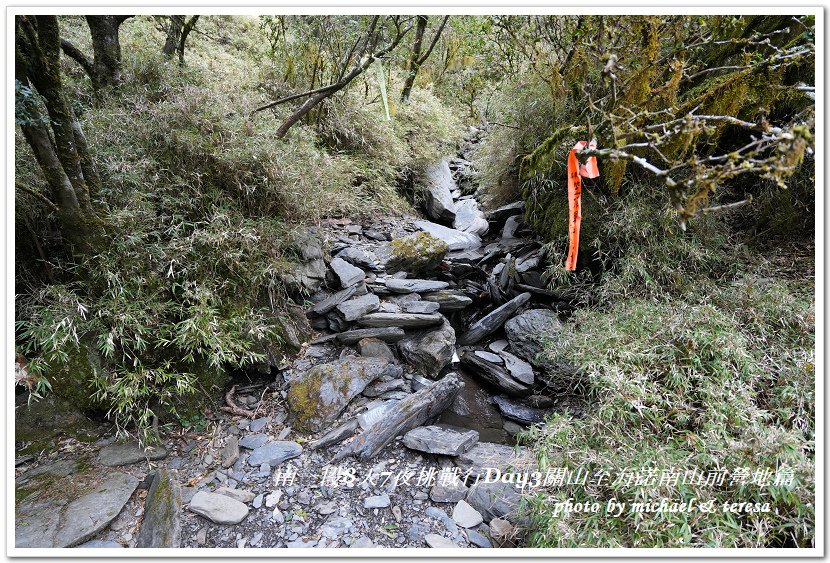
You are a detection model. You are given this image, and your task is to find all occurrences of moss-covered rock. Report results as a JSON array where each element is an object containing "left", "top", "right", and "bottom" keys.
[
  {"left": 15, "top": 393, "right": 101, "bottom": 455},
  {"left": 287, "top": 357, "right": 402, "bottom": 434},
  {"left": 384, "top": 232, "right": 449, "bottom": 275}
]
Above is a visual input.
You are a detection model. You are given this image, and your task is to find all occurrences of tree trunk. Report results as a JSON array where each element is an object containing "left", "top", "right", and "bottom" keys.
[
  {"left": 86, "top": 16, "right": 129, "bottom": 90},
  {"left": 177, "top": 16, "right": 199, "bottom": 65},
  {"left": 16, "top": 15, "right": 104, "bottom": 254},
  {"left": 401, "top": 16, "right": 428, "bottom": 103},
  {"left": 162, "top": 15, "right": 184, "bottom": 58}
]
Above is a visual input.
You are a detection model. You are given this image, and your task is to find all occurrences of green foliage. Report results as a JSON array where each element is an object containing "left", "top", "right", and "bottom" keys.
[{"left": 524, "top": 276, "right": 814, "bottom": 547}]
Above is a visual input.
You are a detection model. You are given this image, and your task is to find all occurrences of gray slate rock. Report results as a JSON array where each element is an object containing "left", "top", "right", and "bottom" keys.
[
  {"left": 460, "top": 349, "right": 532, "bottom": 397},
  {"left": 402, "top": 300, "right": 440, "bottom": 314},
  {"left": 467, "top": 529, "right": 492, "bottom": 548},
  {"left": 247, "top": 441, "right": 302, "bottom": 467},
  {"left": 188, "top": 491, "right": 249, "bottom": 525},
  {"left": 310, "top": 283, "right": 367, "bottom": 315},
  {"left": 487, "top": 201, "right": 525, "bottom": 222},
  {"left": 136, "top": 469, "right": 181, "bottom": 548},
  {"left": 216, "top": 487, "right": 255, "bottom": 503},
  {"left": 502, "top": 215, "right": 522, "bottom": 239},
  {"left": 364, "top": 494, "right": 391, "bottom": 509},
  {"left": 421, "top": 290, "right": 473, "bottom": 312},
  {"left": 221, "top": 436, "right": 239, "bottom": 468},
  {"left": 97, "top": 441, "right": 168, "bottom": 466},
  {"left": 423, "top": 160, "right": 457, "bottom": 222},
  {"left": 416, "top": 220, "right": 482, "bottom": 251},
  {"left": 308, "top": 418, "right": 359, "bottom": 450},
  {"left": 430, "top": 476, "right": 469, "bottom": 503},
  {"left": 357, "top": 313, "right": 444, "bottom": 329},
  {"left": 458, "top": 292, "right": 532, "bottom": 346},
  {"left": 357, "top": 338, "right": 395, "bottom": 362},
  {"left": 336, "top": 293, "right": 380, "bottom": 321},
  {"left": 452, "top": 499, "right": 484, "bottom": 528},
  {"left": 504, "top": 309, "right": 562, "bottom": 366},
  {"left": 425, "top": 534, "right": 457, "bottom": 548},
  {"left": 500, "top": 351, "right": 535, "bottom": 385},
  {"left": 493, "top": 396, "right": 545, "bottom": 425},
  {"left": 454, "top": 198, "right": 489, "bottom": 236},
  {"left": 385, "top": 279, "right": 449, "bottom": 293},
  {"left": 475, "top": 350, "right": 503, "bottom": 364},
  {"left": 239, "top": 434, "right": 269, "bottom": 450},
  {"left": 397, "top": 321, "right": 456, "bottom": 377},
  {"left": 426, "top": 506, "right": 458, "bottom": 535},
  {"left": 402, "top": 424, "right": 479, "bottom": 456},
  {"left": 250, "top": 417, "right": 270, "bottom": 433},
  {"left": 466, "top": 481, "right": 524, "bottom": 524},
  {"left": 351, "top": 536, "right": 375, "bottom": 548},
  {"left": 329, "top": 257, "right": 366, "bottom": 288},
  {"left": 336, "top": 247, "right": 379, "bottom": 271},
  {"left": 77, "top": 540, "right": 124, "bottom": 548},
  {"left": 336, "top": 327, "right": 405, "bottom": 345}
]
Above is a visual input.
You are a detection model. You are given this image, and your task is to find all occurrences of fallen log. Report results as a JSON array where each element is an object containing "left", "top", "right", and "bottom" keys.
[{"left": 333, "top": 373, "right": 463, "bottom": 462}]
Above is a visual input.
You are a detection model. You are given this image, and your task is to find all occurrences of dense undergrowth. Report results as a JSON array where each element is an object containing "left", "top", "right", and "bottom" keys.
[{"left": 15, "top": 15, "right": 462, "bottom": 443}]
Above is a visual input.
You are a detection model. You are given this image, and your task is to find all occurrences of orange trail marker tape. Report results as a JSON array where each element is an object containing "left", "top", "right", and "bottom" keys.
[{"left": 565, "top": 140, "right": 599, "bottom": 271}]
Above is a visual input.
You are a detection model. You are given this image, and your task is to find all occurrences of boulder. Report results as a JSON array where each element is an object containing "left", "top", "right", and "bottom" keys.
[
  {"left": 421, "top": 290, "right": 473, "bottom": 312},
  {"left": 402, "top": 424, "right": 479, "bottom": 456},
  {"left": 336, "top": 294, "right": 380, "bottom": 322},
  {"left": 329, "top": 257, "right": 366, "bottom": 288},
  {"left": 357, "top": 313, "right": 444, "bottom": 329},
  {"left": 487, "top": 201, "right": 525, "bottom": 223},
  {"left": 247, "top": 441, "right": 302, "bottom": 467},
  {"left": 453, "top": 199, "right": 489, "bottom": 236},
  {"left": 502, "top": 215, "right": 522, "bottom": 239},
  {"left": 188, "top": 491, "right": 248, "bottom": 525},
  {"left": 458, "top": 292, "right": 531, "bottom": 346},
  {"left": 381, "top": 232, "right": 449, "bottom": 275},
  {"left": 504, "top": 309, "right": 562, "bottom": 366},
  {"left": 336, "top": 327, "right": 406, "bottom": 345},
  {"left": 423, "top": 160, "right": 457, "bottom": 222},
  {"left": 415, "top": 220, "right": 482, "bottom": 251},
  {"left": 397, "top": 321, "right": 456, "bottom": 377},
  {"left": 286, "top": 358, "right": 402, "bottom": 432},
  {"left": 385, "top": 279, "right": 449, "bottom": 293},
  {"left": 136, "top": 469, "right": 181, "bottom": 548}
]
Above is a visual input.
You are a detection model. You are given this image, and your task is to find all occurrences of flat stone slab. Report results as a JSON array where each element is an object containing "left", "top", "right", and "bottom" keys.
[
  {"left": 475, "top": 350, "right": 504, "bottom": 364},
  {"left": 357, "top": 313, "right": 444, "bottom": 329},
  {"left": 336, "top": 327, "right": 405, "bottom": 345},
  {"left": 329, "top": 257, "right": 366, "bottom": 288},
  {"left": 247, "top": 441, "right": 302, "bottom": 467},
  {"left": 401, "top": 300, "right": 440, "bottom": 314},
  {"left": 336, "top": 293, "right": 380, "bottom": 322},
  {"left": 188, "top": 491, "right": 249, "bottom": 525},
  {"left": 364, "top": 494, "right": 391, "bottom": 509},
  {"left": 239, "top": 434, "right": 269, "bottom": 450},
  {"left": 500, "top": 351, "right": 535, "bottom": 385},
  {"left": 416, "top": 220, "right": 482, "bottom": 251},
  {"left": 403, "top": 424, "right": 479, "bottom": 456},
  {"left": 385, "top": 279, "right": 450, "bottom": 293},
  {"left": 421, "top": 290, "right": 473, "bottom": 311},
  {"left": 454, "top": 442, "right": 529, "bottom": 477},
  {"left": 310, "top": 284, "right": 367, "bottom": 315},
  {"left": 97, "top": 441, "right": 168, "bottom": 466},
  {"left": 16, "top": 470, "right": 139, "bottom": 548}
]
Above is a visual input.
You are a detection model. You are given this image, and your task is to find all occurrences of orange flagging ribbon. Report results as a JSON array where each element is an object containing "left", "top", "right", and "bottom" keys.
[{"left": 565, "top": 140, "right": 599, "bottom": 271}]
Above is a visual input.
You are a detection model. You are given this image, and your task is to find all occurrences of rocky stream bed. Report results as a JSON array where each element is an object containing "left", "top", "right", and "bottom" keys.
[{"left": 15, "top": 130, "right": 583, "bottom": 550}]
